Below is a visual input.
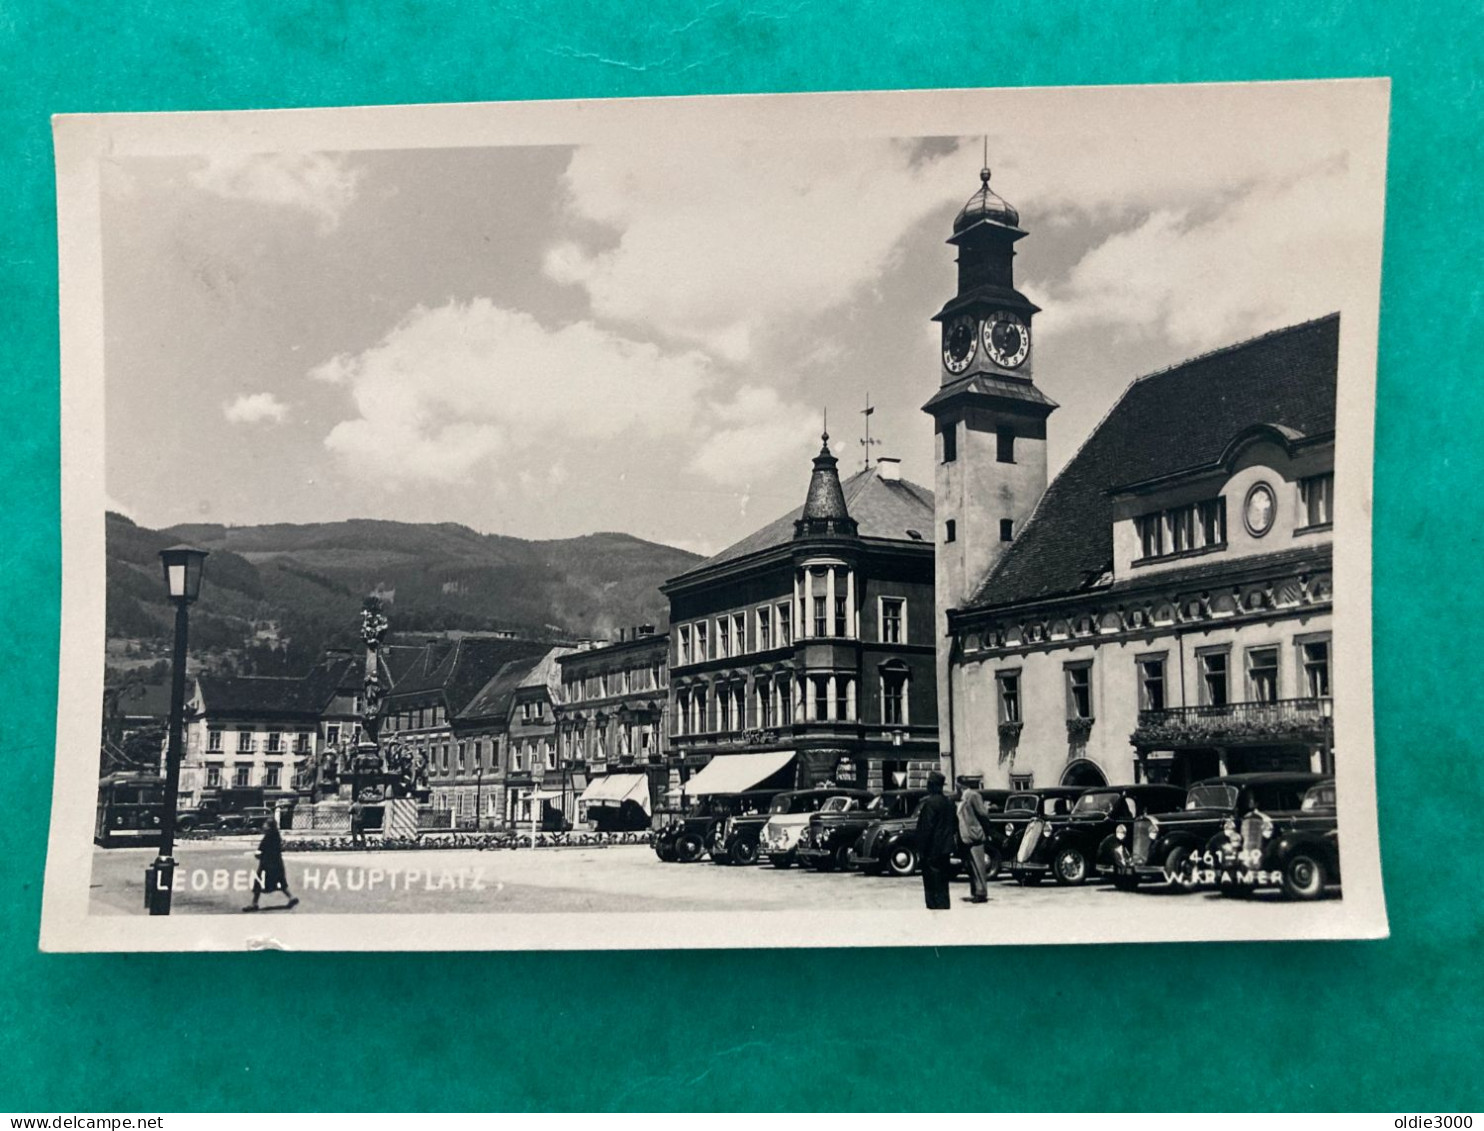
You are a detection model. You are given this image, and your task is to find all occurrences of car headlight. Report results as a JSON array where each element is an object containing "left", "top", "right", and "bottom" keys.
[
  {"left": 1147, "top": 819, "right": 1159, "bottom": 838},
  {"left": 1222, "top": 818, "right": 1237, "bottom": 835},
  {"left": 1115, "top": 824, "right": 1127, "bottom": 841},
  {"left": 1004, "top": 823, "right": 1014, "bottom": 836},
  {"left": 1261, "top": 818, "right": 1274, "bottom": 840}
]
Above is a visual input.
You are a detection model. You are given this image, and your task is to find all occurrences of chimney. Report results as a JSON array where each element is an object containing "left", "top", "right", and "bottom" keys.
[
  {"left": 876, "top": 457, "right": 901, "bottom": 482},
  {"left": 636, "top": 624, "right": 656, "bottom": 637}
]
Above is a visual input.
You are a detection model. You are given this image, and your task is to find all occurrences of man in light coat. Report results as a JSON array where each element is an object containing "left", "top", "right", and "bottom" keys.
[{"left": 957, "top": 775, "right": 991, "bottom": 903}]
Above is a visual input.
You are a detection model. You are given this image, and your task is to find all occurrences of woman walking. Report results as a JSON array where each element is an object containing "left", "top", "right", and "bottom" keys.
[{"left": 244, "top": 817, "right": 299, "bottom": 912}]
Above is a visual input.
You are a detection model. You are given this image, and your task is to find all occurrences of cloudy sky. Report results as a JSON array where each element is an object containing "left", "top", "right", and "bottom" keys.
[{"left": 101, "top": 84, "right": 1383, "bottom": 555}]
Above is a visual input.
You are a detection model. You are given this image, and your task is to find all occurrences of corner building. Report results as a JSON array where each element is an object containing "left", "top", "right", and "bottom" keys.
[
  {"left": 662, "top": 444, "right": 938, "bottom": 794},
  {"left": 928, "top": 165, "right": 1337, "bottom": 789}
]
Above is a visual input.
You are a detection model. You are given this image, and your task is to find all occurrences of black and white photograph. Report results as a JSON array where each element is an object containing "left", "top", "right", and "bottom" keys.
[{"left": 43, "top": 81, "right": 1389, "bottom": 950}]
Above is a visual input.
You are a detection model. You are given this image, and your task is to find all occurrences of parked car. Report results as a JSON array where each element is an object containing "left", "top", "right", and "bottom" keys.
[
  {"left": 1211, "top": 779, "right": 1339, "bottom": 900},
  {"left": 707, "top": 791, "right": 791, "bottom": 865},
  {"left": 1010, "top": 784, "right": 1186, "bottom": 886},
  {"left": 797, "top": 791, "right": 919, "bottom": 872},
  {"left": 1105, "top": 772, "right": 1326, "bottom": 890},
  {"left": 983, "top": 787, "right": 1085, "bottom": 881},
  {"left": 759, "top": 788, "right": 875, "bottom": 868},
  {"left": 854, "top": 790, "right": 1013, "bottom": 877},
  {"left": 653, "top": 790, "right": 782, "bottom": 863},
  {"left": 176, "top": 787, "right": 272, "bottom": 835}
]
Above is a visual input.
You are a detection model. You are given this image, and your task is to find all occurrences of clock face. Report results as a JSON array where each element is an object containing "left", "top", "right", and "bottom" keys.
[
  {"left": 982, "top": 309, "right": 1031, "bottom": 369},
  {"left": 942, "top": 315, "right": 977, "bottom": 375},
  {"left": 1244, "top": 482, "right": 1276, "bottom": 537}
]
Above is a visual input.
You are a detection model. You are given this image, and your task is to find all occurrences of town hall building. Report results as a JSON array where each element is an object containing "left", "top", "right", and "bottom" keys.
[{"left": 927, "top": 162, "right": 1336, "bottom": 790}]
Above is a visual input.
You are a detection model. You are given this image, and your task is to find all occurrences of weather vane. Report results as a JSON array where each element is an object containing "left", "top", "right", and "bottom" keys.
[{"left": 860, "top": 392, "right": 881, "bottom": 470}]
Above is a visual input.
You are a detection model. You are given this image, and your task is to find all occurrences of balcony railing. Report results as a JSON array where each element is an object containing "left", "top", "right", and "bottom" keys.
[{"left": 1133, "top": 698, "right": 1331, "bottom": 747}]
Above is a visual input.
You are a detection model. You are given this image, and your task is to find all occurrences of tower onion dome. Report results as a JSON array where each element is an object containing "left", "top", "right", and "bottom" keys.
[
  {"left": 953, "top": 164, "right": 1020, "bottom": 232},
  {"left": 794, "top": 432, "right": 859, "bottom": 539}
]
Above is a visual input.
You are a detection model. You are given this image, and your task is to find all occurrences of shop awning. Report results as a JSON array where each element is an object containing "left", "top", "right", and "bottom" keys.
[
  {"left": 577, "top": 773, "right": 651, "bottom": 814},
  {"left": 682, "top": 750, "right": 796, "bottom": 797},
  {"left": 519, "top": 789, "right": 565, "bottom": 801}
]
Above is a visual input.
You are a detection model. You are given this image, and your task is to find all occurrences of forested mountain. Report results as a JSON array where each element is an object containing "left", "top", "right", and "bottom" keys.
[{"left": 106, "top": 513, "right": 699, "bottom": 675}]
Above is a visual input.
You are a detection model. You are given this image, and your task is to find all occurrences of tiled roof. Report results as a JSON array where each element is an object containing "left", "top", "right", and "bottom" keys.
[
  {"left": 386, "top": 637, "right": 552, "bottom": 716},
  {"left": 380, "top": 644, "right": 428, "bottom": 687},
  {"left": 967, "top": 314, "right": 1339, "bottom": 611},
  {"left": 690, "top": 466, "right": 935, "bottom": 575},
  {"left": 198, "top": 653, "right": 360, "bottom": 720}
]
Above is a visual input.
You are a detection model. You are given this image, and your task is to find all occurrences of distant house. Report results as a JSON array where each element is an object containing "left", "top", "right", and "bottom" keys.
[{"left": 180, "top": 651, "right": 364, "bottom": 808}]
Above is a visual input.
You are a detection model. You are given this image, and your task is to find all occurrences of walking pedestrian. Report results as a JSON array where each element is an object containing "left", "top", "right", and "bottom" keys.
[
  {"left": 916, "top": 771, "right": 957, "bottom": 911},
  {"left": 244, "top": 817, "right": 299, "bottom": 912},
  {"left": 957, "top": 775, "right": 991, "bottom": 903}
]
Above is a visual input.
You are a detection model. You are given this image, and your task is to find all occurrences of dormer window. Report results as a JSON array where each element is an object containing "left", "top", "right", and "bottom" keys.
[
  {"left": 1299, "top": 472, "right": 1334, "bottom": 529},
  {"left": 1135, "top": 497, "right": 1227, "bottom": 564}
]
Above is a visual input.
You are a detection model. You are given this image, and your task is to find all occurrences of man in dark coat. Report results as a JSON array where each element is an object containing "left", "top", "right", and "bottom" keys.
[
  {"left": 916, "top": 771, "right": 957, "bottom": 910},
  {"left": 245, "top": 817, "right": 299, "bottom": 912}
]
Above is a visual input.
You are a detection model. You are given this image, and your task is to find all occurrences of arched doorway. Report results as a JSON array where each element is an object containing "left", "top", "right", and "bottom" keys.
[{"left": 1060, "top": 759, "right": 1108, "bottom": 788}]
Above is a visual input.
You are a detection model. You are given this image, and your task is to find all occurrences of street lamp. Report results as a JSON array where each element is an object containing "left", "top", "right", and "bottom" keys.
[{"left": 147, "top": 544, "right": 209, "bottom": 916}]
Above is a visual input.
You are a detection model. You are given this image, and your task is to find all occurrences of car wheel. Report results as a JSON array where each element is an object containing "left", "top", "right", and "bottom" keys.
[
  {"left": 834, "top": 843, "right": 856, "bottom": 873},
  {"left": 1112, "top": 875, "right": 1141, "bottom": 892},
  {"left": 1163, "top": 846, "right": 1193, "bottom": 887},
  {"left": 730, "top": 838, "right": 759, "bottom": 867},
  {"left": 1053, "top": 846, "right": 1089, "bottom": 886},
  {"left": 1282, "top": 852, "right": 1326, "bottom": 900},
  {"left": 984, "top": 847, "right": 1003, "bottom": 882},
  {"left": 886, "top": 844, "right": 920, "bottom": 877},
  {"left": 767, "top": 854, "right": 793, "bottom": 869},
  {"left": 675, "top": 833, "right": 704, "bottom": 863}
]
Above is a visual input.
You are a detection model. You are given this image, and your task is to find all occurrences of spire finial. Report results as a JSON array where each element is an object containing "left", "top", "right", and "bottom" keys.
[
  {"left": 822, "top": 407, "right": 829, "bottom": 446},
  {"left": 981, "top": 135, "right": 990, "bottom": 184}
]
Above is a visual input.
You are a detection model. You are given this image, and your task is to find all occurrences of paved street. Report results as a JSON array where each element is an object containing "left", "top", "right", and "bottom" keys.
[{"left": 88, "top": 840, "right": 1307, "bottom": 916}]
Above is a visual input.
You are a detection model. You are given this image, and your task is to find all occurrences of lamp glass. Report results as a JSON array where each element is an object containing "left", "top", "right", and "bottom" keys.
[{"left": 158, "top": 546, "right": 208, "bottom": 602}]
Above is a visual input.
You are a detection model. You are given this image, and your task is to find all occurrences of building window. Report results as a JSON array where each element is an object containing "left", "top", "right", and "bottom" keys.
[
  {"left": 882, "top": 670, "right": 908, "bottom": 726},
  {"left": 675, "top": 689, "right": 689, "bottom": 736},
  {"left": 236, "top": 729, "right": 255, "bottom": 753},
  {"left": 776, "top": 602, "right": 792, "bottom": 646},
  {"left": 207, "top": 728, "right": 223, "bottom": 752},
  {"left": 718, "top": 686, "right": 733, "bottom": 732},
  {"left": 234, "top": 765, "right": 251, "bottom": 788},
  {"left": 999, "top": 519, "right": 1014, "bottom": 543},
  {"left": 1200, "top": 651, "right": 1230, "bottom": 707},
  {"left": 457, "top": 742, "right": 467, "bottom": 772},
  {"left": 1199, "top": 498, "right": 1227, "bottom": 547},
  {"left": 677, "top": 625, "right": 691, "bottom": 666},
  {"left": 441, "top": 744, "right": 451, "bottom": 772},
  {"left": 757, "top": 607, "right": 772, "bottom": 651},
  {"left": 1065, "top": 663, "right": 1093, "bottom": 720},
  {"left": 945, "top": 519, "right": 957, "bottom": 544},
  {"left": 996, "top": 427, "right": 1015, "bottom": 463},
  {"left": 265, "top": 765, "right": 281, "bottom": 789},
  {"left": 206, "top": 765, "right": 222, "bottom": 788},
  {"left": 733, "top": 612, "right": 747, "bottom": 654},
  {"left": 295, "top": 732, "right": 311, "bottom": 754},
  {"left": 544, "top": 742, "right": 556, "bottom": 771},
  {"left": 1137, "top": 498, "right": 1227, "bottom": 562},
  {"left": 833, "top": 597, "right": 848, "bottom": 637},
  {"left": 881, "top": 598, "right": 905, "bottom": 644},
  {"left": 716, "top": 617, "right": 731, "bottom": 659},
  {"left": 1300, "top": 473, "right": 1334, "bottom": 528},
  {"left": 996, "top": 671, "right": 1021, "bottom": 724},
  {"left": 1009, "top": 773, "right": 1034, "bottom": 791},
  {"left": 1137, "top": 513, "right": 1164, "bottom": 560},
  {"left": 1169, "top": 505, "right": 1196, "bottom": 553},
  {"left": 732, "top": 686, "right": 746, "bottom": 732},
  {"left": 325, "top": 724, "right": 341, "bottom": 747},
  {"left": 513, "top": 743, "right": 525, "bottom": 772},
  {"left": 813, "top": 594, "right": 828, "bottom": 638},
  {"left": 1247, "top": 647, "right": 1280, "bottom": 704},
  {"left": 812, "top": 677, "right": 831, "bottom": 721},
  {"left": 1302, "top": 639, "right": 1331, "bottom": 698},
  {"left": 1139, "top": 657, "right": 1167, "bottom": 712},
  {"left": 266, "top": 730, "right": 283, "bottom": 753},
  {"left": 941, "top": 421, "right": 958, "bottom": 463},
  {"left": 695, "top": 621, "right": 708, "bottom": 660}
]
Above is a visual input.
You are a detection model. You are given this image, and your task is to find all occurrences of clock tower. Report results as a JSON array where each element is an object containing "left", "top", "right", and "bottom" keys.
[{"left": 923, "top": 161, "right": 1058, "bottom": 760}]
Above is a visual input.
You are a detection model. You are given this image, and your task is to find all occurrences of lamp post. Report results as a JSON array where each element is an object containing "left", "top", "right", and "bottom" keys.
[
  {"left": 147, "top": 544, "right": 209, "bottom": 916},
  {"left": 1319, "top": 696, "right": 1334, "bottom": 774}
]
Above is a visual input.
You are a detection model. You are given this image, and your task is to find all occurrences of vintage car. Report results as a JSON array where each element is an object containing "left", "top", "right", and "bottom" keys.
[
  {"left": 1105, "top": 772, "right": 1327, "bottom": 890},
  {"left": 1210, "top": 779, "right": 1340, "bottom": 900},
  {"left": 706, "top": 790, "right": 792, "bottom": 865},
  {"left": 853, "top": 790, "right": 1013, "bottom": 878},
  {"left": 759, "top": 788, "right": 875, "bottom": 868},
  {"left": 653, "top": 790, "right": 782, "bottom": 863},
  {"left": 1010, "top": 784, "right": 1186, "bottom": 886},
  {"left": 984, "top": 787, "right": 1085, "bottom": 881},
  {"left": 796, "top": 790, "right": 919, "bottom": 872}
]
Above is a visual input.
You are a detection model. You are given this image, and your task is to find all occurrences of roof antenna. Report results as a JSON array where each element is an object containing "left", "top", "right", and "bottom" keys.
[{"left": 859, "top": 391, "right": 880, "bottom": 471}]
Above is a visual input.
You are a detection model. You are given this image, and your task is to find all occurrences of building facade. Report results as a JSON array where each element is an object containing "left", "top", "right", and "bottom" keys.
[
  {"left": 662, "top": 443, "right": 939, "bottom": 795},
  {"left": 931, "top": 164, "right": 1337, "bottom": 789},
  {"left": 555, "top": 630, "right": 669, "bottom": 821}
]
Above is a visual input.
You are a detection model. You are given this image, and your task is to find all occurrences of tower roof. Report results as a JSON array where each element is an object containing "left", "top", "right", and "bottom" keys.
[
  {"left": 793, "top": 432, "right": 858, "bottom": 539},
  {"left": 953, "top": 165, "right": 1020, "bottom": 234}
]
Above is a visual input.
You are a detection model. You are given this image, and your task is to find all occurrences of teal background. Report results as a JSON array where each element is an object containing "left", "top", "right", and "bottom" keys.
[{"left": 2, "top": 0, "right": 1480, "bottom": 1112}]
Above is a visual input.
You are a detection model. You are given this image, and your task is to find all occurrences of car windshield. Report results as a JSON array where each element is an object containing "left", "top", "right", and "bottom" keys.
[
  {"left": 772, "top": 793, "right": 832, "bottom": 814},
  {"left": 1004, "top": 795, "right": 1039, "bottom": 815},
  {"left": 1042, "top": 796, "right": 1074, "bottom": 817},
  {"left": 1301, "top": 785, "right": 1336, "bottom": 811},
  {"left": 1187, "top": 784, "right": 1238, "bottom": 810},
  {"left": 1072, "top": 792, "right": 1119, "bottom": 817},
  {"left": 821, "top": 796, "right": 855, "bottom": 814}
]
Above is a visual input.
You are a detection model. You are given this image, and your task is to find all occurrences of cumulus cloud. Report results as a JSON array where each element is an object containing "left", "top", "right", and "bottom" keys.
[
  {"left": 544, "top": 138, "right": 970, "bottom": 361},
  {"left": 314, "top": 299, "right": 713, "bottom": 485},
  {"left": 224, "top": 392, "right": 289, "bottom": 424},
  {"left": 1037, "top": 157, "right": 1368, "bottom": 352},
  {"left": 688, "top": 386, "right": 823, "bottom": 485},
  {"left": 190, "top": 152, "right": 361, "bottom": 233}
]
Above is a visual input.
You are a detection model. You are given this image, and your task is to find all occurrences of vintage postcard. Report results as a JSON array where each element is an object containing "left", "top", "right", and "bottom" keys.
[{"left": 42, "top": 80, "right": 1390, "bottom": 950}]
